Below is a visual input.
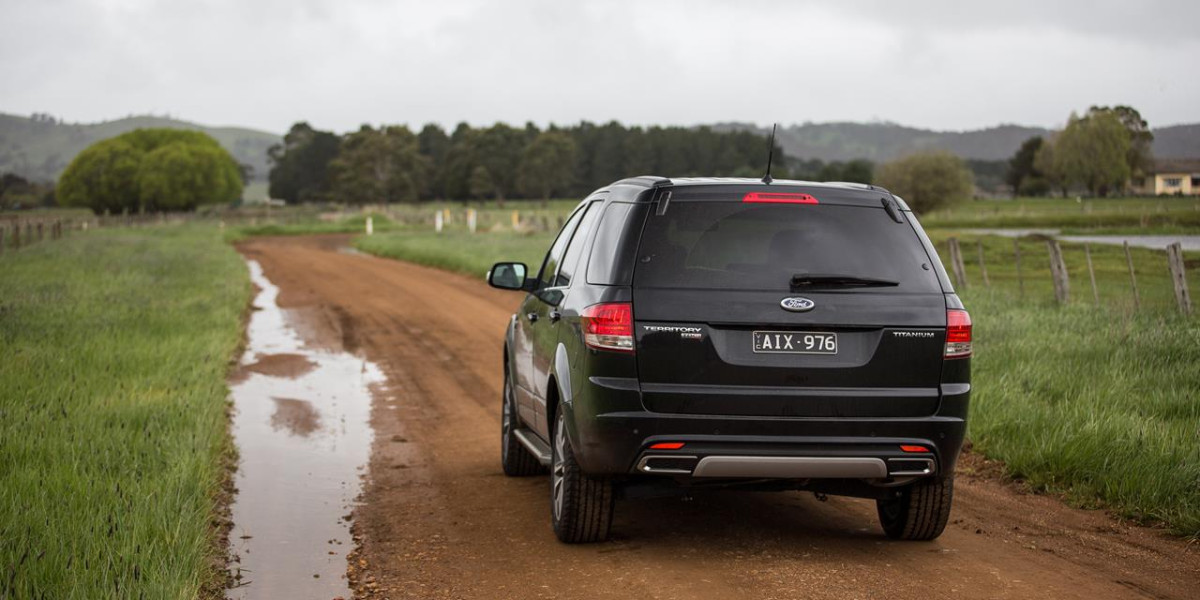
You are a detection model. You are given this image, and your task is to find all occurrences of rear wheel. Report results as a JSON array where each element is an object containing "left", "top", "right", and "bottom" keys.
[
  {"left": 550, "top": 411, "right": 614, "bottom": 543},
  {"left": 500, "top": 362, "right": 541, "bottom": 476},
  {"left": 876, "top": 476, "right": 954, "bottom": 540}
]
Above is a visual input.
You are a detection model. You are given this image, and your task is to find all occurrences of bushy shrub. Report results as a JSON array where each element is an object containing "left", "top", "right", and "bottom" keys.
[
  {"left": 875, "top": 151, "right": 974, "bottom": 213},
  {"left": 58, "top": 129, "right": 242, "bottom": 213}
]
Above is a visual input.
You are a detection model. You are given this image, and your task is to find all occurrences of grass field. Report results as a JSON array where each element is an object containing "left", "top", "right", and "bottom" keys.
[
  {"left": 0, "top": 226, "right": 249, "bottom": 598},
  {"left": 355, "top": 229, "right": 552, "bottom": 278},
  {"left": 922, "top": 196, "right": 1200, "bottom": 231},
  {"left": 965, "top": 291, "right": 1200, "bottom": 536}
]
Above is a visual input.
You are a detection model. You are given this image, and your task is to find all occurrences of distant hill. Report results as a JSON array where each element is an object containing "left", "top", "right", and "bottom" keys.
[
  {"left": 713, "top": 121, "right": 1200, "bottom": 163},
  {"left": 0, "top": 113, "right": 281, "bottom": 182}
]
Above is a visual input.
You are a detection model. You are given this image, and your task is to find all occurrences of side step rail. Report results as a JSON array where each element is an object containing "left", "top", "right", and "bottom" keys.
[{"left": 513, "top": 428, "right": 552, "bottom": 466}]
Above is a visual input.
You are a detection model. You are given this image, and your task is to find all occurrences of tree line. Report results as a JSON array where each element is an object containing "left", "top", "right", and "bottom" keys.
[
  {"left": 268, "top": 121, "right": 881, "bottom": 204},
  {"left": 1006, "top": 106, "right": 1153, "bottom": 197}
]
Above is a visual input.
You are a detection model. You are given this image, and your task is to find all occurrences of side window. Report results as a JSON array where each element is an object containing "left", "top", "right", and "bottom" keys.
[
  {"left": 556, "top": 201, "right": 603, "bottom": 287},
  {"left": 536, "top": 207, "right": 587, "bottom": 289}
]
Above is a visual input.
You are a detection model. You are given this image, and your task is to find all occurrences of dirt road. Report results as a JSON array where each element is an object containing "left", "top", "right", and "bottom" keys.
[{"left": 238, "top": 235, "right": 1200, "bottom": 600}]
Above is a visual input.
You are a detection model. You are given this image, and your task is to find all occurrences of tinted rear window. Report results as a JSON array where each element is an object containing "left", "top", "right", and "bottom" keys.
[{"left": 633, "top": 202, "right": 941, "bottom": 292}]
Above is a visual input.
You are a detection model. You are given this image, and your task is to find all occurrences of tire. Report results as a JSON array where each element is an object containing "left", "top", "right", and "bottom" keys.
[
  {"left": 500, "top": 362, "right": 542, "bottom": 477},
  {"left": 876, "top": 476, "right": 954, "bottom": 541},
  {"left": 550, "top": 410, "right": 614, "bottom": 543}
]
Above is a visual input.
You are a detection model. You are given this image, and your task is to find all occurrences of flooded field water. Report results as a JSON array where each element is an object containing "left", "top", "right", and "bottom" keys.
[
  {"left": 226, "top": 260, "right": 383, "bottom": 600},
  {"left": 966, "top": 228, "right": 1200, "bottom": 251}
]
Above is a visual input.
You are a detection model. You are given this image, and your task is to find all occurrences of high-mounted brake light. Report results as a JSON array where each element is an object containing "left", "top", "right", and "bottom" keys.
[
  {"left": 945, "top": 309, "right": 972, "bottom": 359},
  {"left": 742, "top": 192, "right": 819, "bottom": 204},
  {"left": 649, "top": 442, "right": 685, "bottom": 450},
  {"left": 581, "top": 303, "right": 634, "bottom": 353}
]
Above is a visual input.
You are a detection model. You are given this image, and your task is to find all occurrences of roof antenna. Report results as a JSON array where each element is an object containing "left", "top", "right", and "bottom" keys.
[{"left": 762, "top": 123, "right": 778, "bottom": 184}]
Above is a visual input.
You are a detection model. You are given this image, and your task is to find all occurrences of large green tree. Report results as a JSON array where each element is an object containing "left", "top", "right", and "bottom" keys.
[
  {"left": 1051, "top": 111, "right": 1131, "bottom": 196},
  {"left": 1006, "top": 136, "right": 1046, "bottom": 195},
  {"left": 875, "top": 151, "right": 974, "bottom": 213},
  {"left": 58, "top": 129, "right": 241, "bottom": 213},
  {"left": 517, "top": 131, "right": 578, "bottom": 201},
  {"left": 267, "top": 122, "right": 341, "bottom": 203},
  {"left": 329, "top": 125, "right": 429, "bottom": 204},
  {"left": 1089, "top": 105, "right": 1154, "bottom": 177}
]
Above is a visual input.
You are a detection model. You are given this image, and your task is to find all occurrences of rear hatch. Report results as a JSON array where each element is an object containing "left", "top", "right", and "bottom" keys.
[{"left": 632, "top": 185, "right": 948, "bottom": 418}]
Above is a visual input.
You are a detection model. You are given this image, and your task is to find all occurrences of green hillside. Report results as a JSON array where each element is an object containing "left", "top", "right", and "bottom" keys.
[
  {"left": 0, "top": 112, "right": 280, "bottom": 183},
  {"left": 714, "top": 121, "right": 1200, "bottom": 163}
]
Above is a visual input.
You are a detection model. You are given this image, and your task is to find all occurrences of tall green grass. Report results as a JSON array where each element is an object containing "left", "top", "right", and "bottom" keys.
[
  {"left": 965, "top": 291, "right": 1200, "bottom": 537},
  {"left": 0, "top": 226, "right": 249, "bottom": 598}
]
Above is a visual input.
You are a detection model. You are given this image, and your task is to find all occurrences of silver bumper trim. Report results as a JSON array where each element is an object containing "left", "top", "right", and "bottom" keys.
[{"left": 691, "top": 456, "right": 888, "bottom": 479}]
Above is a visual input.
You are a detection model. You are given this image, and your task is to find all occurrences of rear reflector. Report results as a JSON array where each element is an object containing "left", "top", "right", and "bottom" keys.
[
  {"left": 742, "top": 192, "right": 819, "bottom": 204},
  {"left": 900, "top": 445, "right": 930, "bottom": 453},
  {"left": 945, "top": 309, "right": 972, "bottom": 359},
  {"left": 649, "top": 442, "right": 685, "bottom": 450},
  {"left": 581, "top": 303, "right": 634, "bottom": 353}
]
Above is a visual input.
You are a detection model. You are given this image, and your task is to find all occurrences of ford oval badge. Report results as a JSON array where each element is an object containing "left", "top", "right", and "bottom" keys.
[{"left": 780, "top": 297, "right": 815, "bottom": 312}]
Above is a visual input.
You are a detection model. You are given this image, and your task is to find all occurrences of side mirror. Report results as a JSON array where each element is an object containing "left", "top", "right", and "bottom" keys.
[{"left": 487, "top": 262, "right": 530, "bottom": 291}]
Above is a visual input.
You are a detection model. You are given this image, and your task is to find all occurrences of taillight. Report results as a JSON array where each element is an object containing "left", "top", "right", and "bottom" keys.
[
  {"left": 742, "top": 192, "right": 819, "bottom": 204},
  {"left": 581, "top": 303, "right": 634, "bottom": 353},
  {"left": 945, "top": 309, "right": 972, "bottom": 359}
]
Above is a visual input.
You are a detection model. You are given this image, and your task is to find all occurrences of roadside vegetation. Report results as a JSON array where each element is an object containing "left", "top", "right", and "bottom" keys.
[{"left": 0, "top": 225, "right": 249, "bottom": 598}]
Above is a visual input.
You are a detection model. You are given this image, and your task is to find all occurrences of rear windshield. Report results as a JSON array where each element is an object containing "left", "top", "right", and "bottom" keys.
[{"left": 633, "top": 201, "right": 941, "bottom": 292}]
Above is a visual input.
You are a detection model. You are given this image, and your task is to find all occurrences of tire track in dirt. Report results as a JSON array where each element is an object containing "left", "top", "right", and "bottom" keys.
[{"left": 238, "top": 235, "right": 1200, "bottom": 600}]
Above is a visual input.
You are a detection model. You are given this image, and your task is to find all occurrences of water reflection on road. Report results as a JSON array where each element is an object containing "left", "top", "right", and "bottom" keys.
[{"left": 226, "top": 260, "right": 383, "bottom": 600}]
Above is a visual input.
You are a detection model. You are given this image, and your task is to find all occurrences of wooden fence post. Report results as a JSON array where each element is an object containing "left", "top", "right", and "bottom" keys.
[
  {"left": 1046, "top": 239, "right": 1070, "bottom": 305},
  {"left": 1166, "top": 242, "right": 1192, "bottom": 315},
  {"left": 976, "top": 240, "right": 990, "bottom": 288},
  {"left": 13, "top": 224, "right": 21, "bottom": 249},
  {"left": 947, "top": 238, "right": 967, "bottom": 289},
  {"left": 434, "top": 211, "right": 443, "bottom": 233},
  {"left": 1124, "top": 241, "right": 1140, "bottom": 311},
  {"left": 1084, "top": 243, "right": 1099, "bottom": 307},
  {"left": 1013, "top": 239, "right": 1024, "bottom": 299}
]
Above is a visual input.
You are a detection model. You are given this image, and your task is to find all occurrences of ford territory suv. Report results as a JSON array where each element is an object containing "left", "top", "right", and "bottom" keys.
[{"left": 487, "top": 177, "right": 970, "bottom": 543}]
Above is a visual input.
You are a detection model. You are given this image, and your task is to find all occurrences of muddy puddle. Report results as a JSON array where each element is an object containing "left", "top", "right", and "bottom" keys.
[{"left": 226, "top": 260, "right": 384, "bottom": 600}]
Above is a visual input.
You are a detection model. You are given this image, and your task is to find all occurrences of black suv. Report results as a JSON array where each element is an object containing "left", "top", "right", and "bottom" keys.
[{"left": 487, "top": 177, "right": 970, "bottom": 543}]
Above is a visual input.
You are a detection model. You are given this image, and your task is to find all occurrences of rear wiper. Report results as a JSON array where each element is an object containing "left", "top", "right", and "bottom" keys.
[{"left": 790, "top": 273, "right": 899, "bottom": 288}]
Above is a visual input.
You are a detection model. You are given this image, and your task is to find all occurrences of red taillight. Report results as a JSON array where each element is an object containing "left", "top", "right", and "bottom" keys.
[
  {"left": 581, "top": 303, "right": 634, "bottom": 353},
  {"left": 945, "top": 309, "right": 972, "bottom": 359},
  {"left": 649, "top": 442, "right": 685, "bottom": 450},
  {"left": 900, "top": 445, "right": 930, "bottom": 453},
  {"left": 742, "top": 192, "right": 819, "bottom": 204}
]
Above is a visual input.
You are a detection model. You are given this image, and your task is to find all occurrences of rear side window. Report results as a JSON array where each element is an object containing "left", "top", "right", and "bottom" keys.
[
  {"left": 536, "top": 206, "right": 586, "bottom": 288},
  {"left": 633, "top": 201, "right": 941, "bottom": 293},
  {"left": 586, "top": 202, "right": 648, "bottom": 286},
  {"left": 557, "top": 201, "right": 602, "bottom": 287}
]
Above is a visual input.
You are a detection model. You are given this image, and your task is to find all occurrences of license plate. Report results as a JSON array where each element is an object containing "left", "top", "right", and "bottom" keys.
[{"left": 752, "top": 331, "right": 838, "bottom": 354}]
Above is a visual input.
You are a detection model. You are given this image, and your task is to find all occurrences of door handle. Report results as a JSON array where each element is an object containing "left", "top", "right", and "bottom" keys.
[
  {"left": 526, "top": 312, "right": 539, "bottom": 323},
  {"left": 548, "top": 310, "right": 562, "bottom": 323}
]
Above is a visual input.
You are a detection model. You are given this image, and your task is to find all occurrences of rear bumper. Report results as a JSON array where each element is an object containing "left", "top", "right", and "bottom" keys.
[{"left": 566, "top": 378, "right": 968, "bottom": 480}]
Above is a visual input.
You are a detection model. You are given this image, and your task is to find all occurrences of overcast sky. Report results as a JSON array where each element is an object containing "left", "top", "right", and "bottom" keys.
[{"left": 2, "top": 0, "right": 1198, "bottom": 134}]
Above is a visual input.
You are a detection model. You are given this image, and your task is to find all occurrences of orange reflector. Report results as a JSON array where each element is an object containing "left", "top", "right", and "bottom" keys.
[
  {"left": 900, "top": 445, "right": 930, "bottom": 453},
  {"left": 649, "top": 442, "right": 685, "bottom": 450}
]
